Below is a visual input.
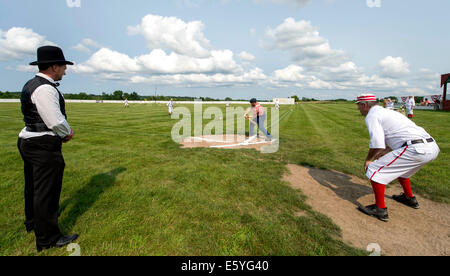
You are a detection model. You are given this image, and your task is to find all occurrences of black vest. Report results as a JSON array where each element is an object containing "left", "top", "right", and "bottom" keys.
[{"left": 21, "top": 76, "right": 67, "bottom": 132}]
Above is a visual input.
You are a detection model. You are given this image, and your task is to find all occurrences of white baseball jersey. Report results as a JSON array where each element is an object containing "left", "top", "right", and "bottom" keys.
[
  {"left": 365, "top": 106, "right": 431, "bottom": 150},
  {"left": 365, "top": 106, "right": 440, "bottom": 185},
  {"left": 405, "top": 98, "right": 415, "bottom": 115},
  {"left": 168, "top": 101, "right": 174, "bottom": 113}
]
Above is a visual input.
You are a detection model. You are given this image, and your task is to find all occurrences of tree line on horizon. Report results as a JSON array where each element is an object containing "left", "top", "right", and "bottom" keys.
[
  {"left": 0, "top": 90, "right": 294, "bottom": 102},
  {"left": 0, "top": 90, "right": 236, "bottom": 101},
  {"left": 2, "top": 90, "right": 416, "bottom": 103}
]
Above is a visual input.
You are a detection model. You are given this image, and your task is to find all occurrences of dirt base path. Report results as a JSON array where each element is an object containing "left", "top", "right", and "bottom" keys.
[{"left": 284, "top": 164, "right": 450, "bottom": 256}]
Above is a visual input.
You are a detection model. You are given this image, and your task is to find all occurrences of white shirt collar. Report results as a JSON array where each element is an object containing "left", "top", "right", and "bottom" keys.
[
  {"left": 367, "top": 105, "right": 382, "bottom": 116},
  {"left": 36, "top": 73, "right": 57, "bottom": 84}
]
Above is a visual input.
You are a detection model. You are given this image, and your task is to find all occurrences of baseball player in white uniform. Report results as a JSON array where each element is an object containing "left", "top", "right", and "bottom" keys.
[
  {"left": 124, "top": 98, "right": 129, "bottom": 108},
  {"left": 167, "top": 99, "right": 174, "bottom": 115},
  {"left": 356, "top": 94, "right": 440, "bottom": 222},
  {"left": 405, "top": 96, "right": 415, "bottom": 119},
  {"left": 274, "top": 99, "right": 280, "bottom": 110}
]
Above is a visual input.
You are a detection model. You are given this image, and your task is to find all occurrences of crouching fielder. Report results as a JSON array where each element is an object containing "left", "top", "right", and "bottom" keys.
[{"left": 356, "top": 94, "right": 440, "bottom": 222}]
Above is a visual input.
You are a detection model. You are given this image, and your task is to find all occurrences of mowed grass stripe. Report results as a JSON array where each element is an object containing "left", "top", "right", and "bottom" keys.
[{"left": 302, "top": 104, "right": 369, "bottom": 174}]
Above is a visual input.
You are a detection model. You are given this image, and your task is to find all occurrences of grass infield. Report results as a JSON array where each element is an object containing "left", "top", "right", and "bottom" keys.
[{"left": 0, "top": 102, "right": 448, "bottom": 256}]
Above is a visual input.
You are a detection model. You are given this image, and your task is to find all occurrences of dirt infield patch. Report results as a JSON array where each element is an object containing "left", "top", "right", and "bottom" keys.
[
  {"left": 180, "top": 135, "right": 276, "bottom": 151},
  {"left": 284, "top": 164, "right": 450, "bottom": 256}
]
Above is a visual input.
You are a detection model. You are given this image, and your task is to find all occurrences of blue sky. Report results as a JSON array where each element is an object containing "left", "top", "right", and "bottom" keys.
[{"left": 0, "top": 0, "right": 448, "bottom": 100}]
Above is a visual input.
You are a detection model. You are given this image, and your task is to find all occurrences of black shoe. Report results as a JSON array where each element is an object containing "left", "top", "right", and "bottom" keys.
[
  {"left": 392, "top": 193, "right": 420, "bottom": 209},
  {"left": 55, "top": 234, "right": 79, "bottom": 247},
  {"left": 358, "top": 204, "right": 389, "bottom": 222},
  {"left": 37, "top": 234, "right": 79, "bottom": 252}
]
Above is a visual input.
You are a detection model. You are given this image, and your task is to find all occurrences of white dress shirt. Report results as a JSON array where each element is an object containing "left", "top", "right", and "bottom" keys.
[
  {"left": 365, "top": 105, "right": 431, "bottom": 150},
  {"left": 19, "top": 73, "right": 72, "bottom": 139}
]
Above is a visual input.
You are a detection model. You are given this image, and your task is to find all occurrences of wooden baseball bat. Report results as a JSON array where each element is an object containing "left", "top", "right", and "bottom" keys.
[{"left": 246, "top": 116, "right": 258, "bottom": 126}]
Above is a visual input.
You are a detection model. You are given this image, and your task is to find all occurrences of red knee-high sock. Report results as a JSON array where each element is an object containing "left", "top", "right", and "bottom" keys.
[
  {"left": 371, "top": 181, "right": 386, "bottom": 209},
  {"left": 398, "top": 178, "right": 414, "bottom": 198}
]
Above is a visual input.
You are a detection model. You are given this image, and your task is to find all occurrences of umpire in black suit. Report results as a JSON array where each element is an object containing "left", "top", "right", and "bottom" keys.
[{"left": 18, "top": 46, "right": 78, "bottom": 252}]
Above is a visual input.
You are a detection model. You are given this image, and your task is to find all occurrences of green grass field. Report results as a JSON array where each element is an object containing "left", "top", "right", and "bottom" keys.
[{"left": 0, "top": 102, "right": 448, "bottom": 256}]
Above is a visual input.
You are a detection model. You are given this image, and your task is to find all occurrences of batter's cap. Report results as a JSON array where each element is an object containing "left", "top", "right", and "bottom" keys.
[
  {"left": 356, "top": 94, "right": 377, "bottom": 103},
  {"left": 250, "top": 98, "right": 257, "bottom": 103}
]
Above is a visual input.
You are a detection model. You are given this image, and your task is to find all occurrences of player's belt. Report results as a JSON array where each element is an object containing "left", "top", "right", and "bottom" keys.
[{"left": 402, "top": 138, "right": 434, "bottom": 148}]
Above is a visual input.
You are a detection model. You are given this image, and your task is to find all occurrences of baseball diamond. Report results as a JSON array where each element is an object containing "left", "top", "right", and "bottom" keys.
[{"left": 1, "top": 101, "right": 449, "bottom": 256}]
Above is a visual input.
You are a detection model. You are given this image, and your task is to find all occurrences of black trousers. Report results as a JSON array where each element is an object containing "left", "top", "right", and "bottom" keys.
[{"left": 17, "top": 135, "right": 65, "bottom": 248}]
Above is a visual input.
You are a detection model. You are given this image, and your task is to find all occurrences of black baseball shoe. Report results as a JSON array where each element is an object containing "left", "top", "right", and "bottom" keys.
[
  {"left": 37, "top": 234, "right": 79, "bottom": 252},
  {"left": 358, "top": 204, "right": 389, "bottom": 222},
  {"left": 392, "top": 193, "right": 420, "bottom": 209}
]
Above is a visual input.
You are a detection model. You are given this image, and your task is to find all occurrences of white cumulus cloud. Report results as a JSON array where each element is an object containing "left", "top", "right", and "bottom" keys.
[
  {"left": 130, "top": 67, "right": 267, "bottom": 87},
  {"left": 127, "top": 14, "right": 212, "bottom": 58},
  {"left": 74, "top": 48, "right": 141, "bottom": 74},
  {"left": 74, "top": 14, "right": 265, "bottom": 88},
  {"left": 265, "top": 18, "right": 412, "bottom": 92},
  {"left": 72, "top": 38, "right": 102, "bottom": 54},
  {"left": 265, "top": 18, "right": 348, "bottom": 68},
  {"left": 238, "top": 51, "right": 256, "bottom": 62},
  {"left": 0, "top": 27, "right": 55, "bottom": 62},
  {"left": 379, "top": 56, "right": 410, "bottom": 78}
]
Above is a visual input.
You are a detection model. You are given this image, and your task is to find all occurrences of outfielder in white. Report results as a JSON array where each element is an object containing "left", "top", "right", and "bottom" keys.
[
  {"left": 356, "top": 94, "right": 440, "bottom": 222},
  {"left": 405, "top": 96, "right": 415, "bottom": 119},
  {"left": 167, "top": 99, "right": 174, "bottom": 115},
  {"left": 274, "top": 99, "right": 280, "bottom": 110}
]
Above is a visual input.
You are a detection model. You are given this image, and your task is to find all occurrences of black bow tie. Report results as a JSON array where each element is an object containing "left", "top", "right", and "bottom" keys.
[{"left": 55, "top": 83, "right": 60, "bottom": 87}]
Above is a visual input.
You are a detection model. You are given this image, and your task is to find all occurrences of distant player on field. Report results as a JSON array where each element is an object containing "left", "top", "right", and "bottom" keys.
[
  {"left": 124, "top": 98, "right": 129, "bottom": 108},
  {"left": 356, "top": 94, "right": 440, "bottom": 222},
  {"left": 405, "top": 96, "right": 415, "bottom": 119},
  {"left": 167, "top": 98, "right": 174, "bottom": 115},
  {"left": 274, "top": 99, "right": 280, "bottom": 110}
]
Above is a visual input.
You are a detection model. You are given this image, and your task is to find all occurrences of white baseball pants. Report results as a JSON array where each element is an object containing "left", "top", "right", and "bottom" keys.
[{"left": 366, "top": 141, "right": 440, "bottom": 185}]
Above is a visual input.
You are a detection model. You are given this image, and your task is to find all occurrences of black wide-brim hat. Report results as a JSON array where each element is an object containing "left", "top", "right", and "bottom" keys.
[{"left": 29, "top": 46, "right": 74, "bottom": 66}]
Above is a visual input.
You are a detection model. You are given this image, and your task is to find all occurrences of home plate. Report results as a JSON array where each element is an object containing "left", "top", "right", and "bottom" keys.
[{"left": 180, "top": 135, "right": 277, "bottom": 151}]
